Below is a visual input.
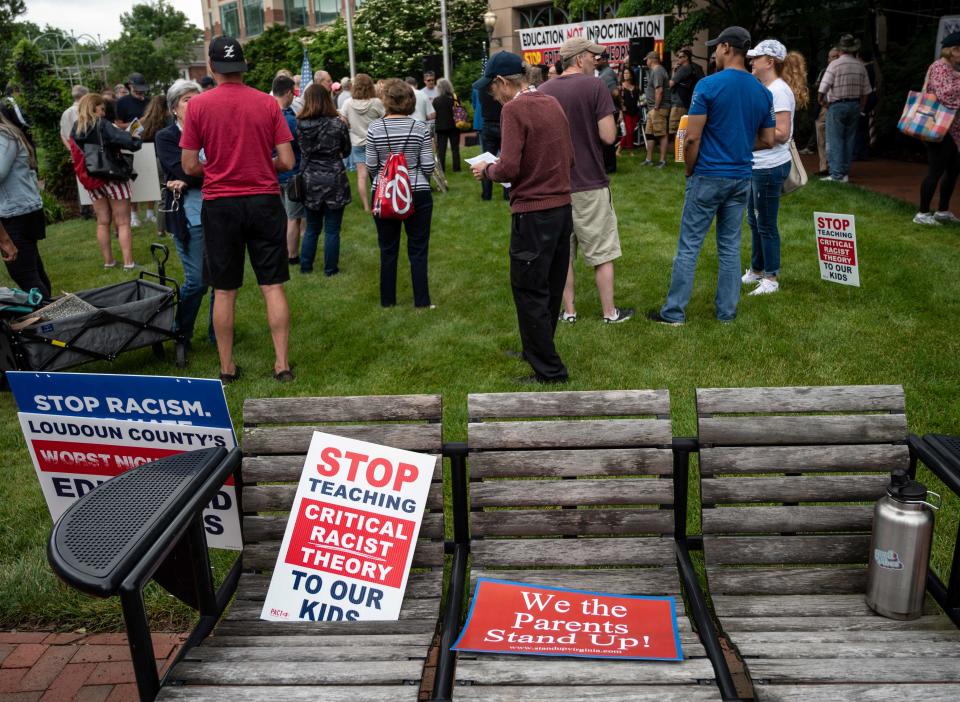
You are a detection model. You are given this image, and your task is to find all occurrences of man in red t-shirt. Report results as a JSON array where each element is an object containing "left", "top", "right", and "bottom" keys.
[{"left": 180, "top": 36, "right": 296, "bottom": 383}]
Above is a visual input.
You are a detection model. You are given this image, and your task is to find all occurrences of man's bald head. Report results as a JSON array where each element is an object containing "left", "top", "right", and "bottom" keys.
[{"left": 314, "top": 70, "right": 333, "bottom": 89}]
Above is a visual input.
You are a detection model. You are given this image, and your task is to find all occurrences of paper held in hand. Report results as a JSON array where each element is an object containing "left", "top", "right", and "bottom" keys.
[
  {"left": 260, "top": 431, "right": 437, "bottom": 623},
  {"left": 465, "top": 151, "right": 499, "bottom": 166}
]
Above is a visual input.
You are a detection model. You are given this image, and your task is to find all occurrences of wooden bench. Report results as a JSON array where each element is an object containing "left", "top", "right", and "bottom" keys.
[
  {"left": 696, "top": 385, "right": 960, "bottom": 701},
  {"left": 159, "top": 394, "right": 449, "bottom": 701},
  {"left": 453, "top": 390, "right": 733, "bottom": 701}
]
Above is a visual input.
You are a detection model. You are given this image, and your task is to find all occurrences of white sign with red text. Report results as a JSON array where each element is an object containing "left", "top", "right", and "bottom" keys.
[
  {"left": 260, "top": 432, "right": 437, "bottom": 623},
  {"left": 814, "top": 212, "right": 860, "bottom": 287}
]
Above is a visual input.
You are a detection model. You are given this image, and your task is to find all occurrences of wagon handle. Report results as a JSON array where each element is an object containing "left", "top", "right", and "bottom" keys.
[{"left": 151, "top": 244, "right": 169, "bottom": 279}]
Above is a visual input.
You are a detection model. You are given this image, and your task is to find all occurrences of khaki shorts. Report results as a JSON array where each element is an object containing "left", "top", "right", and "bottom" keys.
[
  {"left": 570, "top": 188, "right": 621, "bottom": 267},
  {"left": 669, "top": 106, "right": 688, "bottom": 133},
  {"left": 645, "top": 108, "right": 670, "bottom": 137}
]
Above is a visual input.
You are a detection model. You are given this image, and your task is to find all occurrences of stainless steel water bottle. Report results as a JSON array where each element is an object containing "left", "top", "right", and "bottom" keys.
[{"left": 865, "top": 470, "right": 939, "bottom": 620}]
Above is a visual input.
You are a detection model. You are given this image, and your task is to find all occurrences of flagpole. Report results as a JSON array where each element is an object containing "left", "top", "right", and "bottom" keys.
[
  {"left": 440, "top": 0, "right": 451, "bottom": 78},
  {"left": 345, "top": 0, "right": 357, "bottom": 78}
]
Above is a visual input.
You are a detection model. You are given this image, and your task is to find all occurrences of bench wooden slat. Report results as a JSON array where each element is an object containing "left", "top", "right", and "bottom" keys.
[
  {"left": 695, "top": 385, "right": 905, "bottom": 414},
  {"left": 224, "top": 597, "right": 440, "bottom": 623},
  {"left": 706, "top": 567, "right": 867, "bottom": 595},
  {"left": 453, "top": 658, "right": 716, "bottom": 685},
  {"left": 470, "top": 478, "right": 673, "bottom": 508},
  {"left": 242, "top": 483, "right": 444, "bottom": 512},
  {"left": 200, "top": 634, "right": 434, "bottom": 647},
  {"left": 212, "top": 619, "right": 438, "bottom": 636},
  {"left": 702, "top": 505, "right": 874, "bottom": 534},
  {"left": 698, "top": 415, "right": 907, "bottom": 446},
  {"left": 703, "top": 535, "right": 870, "bottom": 566},
  {"left": 452, "top": 686, "right": 719, "bottom": 701},
  {"left": 471, "top": 537, "right": 676, "bottom": 568},
  {"left": 467, "top": 390, "right": 670, "bottom": 420},
  {"left": 701, "top": 475, "right": 888, "bottom": 504},
  {"left": 243, "top": 424, "right": 443, "bottom": 454},
  {"left": 711, "top": 594, "right": 941, "bottom": 618},
  {"left": 469, "top": 448, "right": 673, "bottom": 478},
  {"left": 242, "top": 454, "right": 442, "bottom": 484},
  {"left": 745, "top": 658, "right": 960, "bottom": 683},
  {"left": 243, "top": 513, "right": 445, "bottom": 542},
  {"left": 243, "top": 394, "right": 442, "bottom": 424},
  {"left": 721, "top": 615, "right": 954, "bottom": 632},
  {"left": 734, "top": 641, "right": 960, "bottom": 659},
  {"left": 168, "top": 660, "right": 426, "bottom": 685},
  {"left": 699, "top": 444, "right": 909, "bottom": 476},
  {"left": 159, "top": 686, "right": 421, "bottom": 701},
  {"left": 232, "top": 572, "right": 442, "bottom": 601},
  {"left": 243, "top": 539, "right": 445, "bottom": 570},
  {"left": 751, "top": 684, "right": 960, "bottom": 702},
  {"left": 185, "top": 645, "right": 431, "bottom": 662},
  {"left": 726, "top": 630, "right": 960, "bottom": 644},
  {"left": 467, "top": 419, "right": 673, "bottom": 450},
  {"left": 471, "top": 509, "right": 674, "bottom": 537},
  {"left": 470, "top": 568, "right": 681, "bottom": 595}
]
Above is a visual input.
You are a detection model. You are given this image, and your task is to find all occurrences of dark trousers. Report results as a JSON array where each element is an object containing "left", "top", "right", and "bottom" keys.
[
  {"left": 480, "top": 130, "right": 507, "bottom": 200},
  {"left": 436, "top": 129, "right": 461, "bottom": 172},
  {"left": 374, "top": 190, "right": 433, "bottom": 307},
  {"left": 2, "top": 209, "right": 50, "bottom": 299},
  {"left": 510, "top": 204, "right": 572, "bottom": 381},
  {"left": 920, "top": 136, "right": 960, "bottom": 213}
]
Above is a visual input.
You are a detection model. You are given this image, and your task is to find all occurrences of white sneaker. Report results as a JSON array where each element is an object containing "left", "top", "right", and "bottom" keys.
[
  {"left": 933, "top": 211, "right": 960, "bottom": 223},
  {"left": 748, "top": 278, "right": 780, "bottom": 296},
  {"left": 741, "top": 268, "right": 763, "bottom": 285},
  {"left": 913, "top": 212, "right": 941, "bottom": 226},
  {"left": 130, "top": 212, "right": 142, "bottom": 227},
  {"left": 145, "top": 209, "right": 156, "bottom": 223},
  {"left": 820, "top": 175, "right": 849, "bottom": 182}
]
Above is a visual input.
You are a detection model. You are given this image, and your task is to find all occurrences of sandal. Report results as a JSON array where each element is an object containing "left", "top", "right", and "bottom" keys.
[
  {"left": 559, "top": 311, "right": 577, "bottom": 324},
  {"left": 103, "top": 261, "right": 117, "bottom": 269},
  {"left": 273, "top": 368, "right": 295, "bottom": 383},
  {"left": 219, "top": 364, "right": 242, "bottom": 385}
]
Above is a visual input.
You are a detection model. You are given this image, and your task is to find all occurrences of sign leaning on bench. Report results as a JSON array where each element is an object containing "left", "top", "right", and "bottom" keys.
[
  {"left": 260, "top": 431, "right": 437, "bottom": 622},
  {"left": 8, "top": 371, "right": 242, "bottom": 550}
]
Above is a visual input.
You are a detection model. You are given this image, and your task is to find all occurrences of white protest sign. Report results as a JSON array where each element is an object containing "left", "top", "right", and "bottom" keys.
[
  {"left": 814, "top": 212, "right": 860, "bottom": 287},
  {"left": 261, "top": 431, "right": 437, "bottom": 623}
]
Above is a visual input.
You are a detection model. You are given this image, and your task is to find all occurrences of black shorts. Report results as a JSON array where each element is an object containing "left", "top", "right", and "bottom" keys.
[{"left": 201, "top": 194, "right": 289, "bottom": 290}]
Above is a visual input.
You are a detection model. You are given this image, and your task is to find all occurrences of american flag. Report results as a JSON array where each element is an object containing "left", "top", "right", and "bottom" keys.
[{"left": 300, "top": 49, "right": 312, "bottom": 93}]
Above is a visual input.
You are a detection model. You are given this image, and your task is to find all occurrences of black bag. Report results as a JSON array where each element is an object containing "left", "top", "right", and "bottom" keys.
[
  {"left": 286, "top": 173, "right": 304, "bottom": 203},
  {"left": 83, "top": 122, "right": 135, "bottom": 181}
]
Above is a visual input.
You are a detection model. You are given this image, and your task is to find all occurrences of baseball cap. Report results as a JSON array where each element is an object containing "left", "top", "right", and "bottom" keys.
[
  {"left": 943, "top": 31, "right": 960, "bottom": 48},
  {"left": 473, "top": 51, "right": 524, "bottom": 91},
  {"left": 747, "top": 39, "right": 787, "bottom": 61},
  {"left": 705, "top": 26, "right": 752, "bottom": 51},
  {"left": 127, "top": 73, "right": 148, "bottom": 92},
  {"left": 559, "top": 36, "right": 605, "bottom": 60},
  {"left": 209, "top": 36, "right": 248, "bottom": 74},
  {"left": 199, "top": 75, "right": 216, "bottom": 89}
]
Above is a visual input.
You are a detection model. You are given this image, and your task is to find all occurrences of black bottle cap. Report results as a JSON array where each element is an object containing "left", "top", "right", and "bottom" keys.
[{"left": 887, "top": 470, "right": 927, "bottom": 501}]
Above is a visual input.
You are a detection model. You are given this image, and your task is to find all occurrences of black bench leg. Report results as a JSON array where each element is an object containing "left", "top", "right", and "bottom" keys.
[{"left": 120, "top": 585, "right": 160, "bottom": 701}]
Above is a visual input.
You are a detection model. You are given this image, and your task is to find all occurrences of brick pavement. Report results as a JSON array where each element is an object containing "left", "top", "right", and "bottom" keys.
[{"left": 0, "top": 632, "right": 186, "bottom": 702}]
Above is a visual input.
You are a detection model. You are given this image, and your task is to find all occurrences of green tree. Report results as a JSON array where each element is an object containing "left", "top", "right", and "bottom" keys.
[
  {"left": 9, "top": 39, "right": 73, "bottom": 204},
  {"left": 105, "top": 0, "right": 202, "bottom": 87},
  {"left": 0, "top": 0, "right": 26, "bottom": 88},
  {"left": 243, "top": 24, "right": 305, "bottom": 92}
]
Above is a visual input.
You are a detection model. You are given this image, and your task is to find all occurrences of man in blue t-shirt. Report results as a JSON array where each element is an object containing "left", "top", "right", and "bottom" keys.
[
  {"left": 648, "top": 26, "right": 775, "bottom": 325},
  {"left": 271, "top": 75, "right": 304, "bottom": 265}
]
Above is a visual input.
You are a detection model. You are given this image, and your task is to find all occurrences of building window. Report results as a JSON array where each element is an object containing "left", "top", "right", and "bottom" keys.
[
  {"left": 243, "top": 0, "right": 264, "bottom": 36},
  {"left": 285, "top": 0, "right": 308, "bottom": 29},
  {"left": 220, "top": 2, "right": 240, "bottom": 37},
  {"left": 519, "top": 1, "right": 620, "bottom": 27},
  {"left": 314, "top": 0, "right": 339, "bottom": 24}
]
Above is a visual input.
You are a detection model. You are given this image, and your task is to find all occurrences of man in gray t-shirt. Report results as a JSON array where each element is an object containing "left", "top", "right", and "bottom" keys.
[{"left": 642, "top": 52, "right": 670, "bottom": 167}]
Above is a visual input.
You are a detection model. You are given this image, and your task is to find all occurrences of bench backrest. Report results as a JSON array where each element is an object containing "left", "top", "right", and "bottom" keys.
[
  {"left": 466, "top": 390, "right": 676, "bottom": 584},
  {"left": 241, "top": 394, "right": 445, "bottom": 573},
  {"left": 696, "top": 385, "right": 908, "bottom": 596}
]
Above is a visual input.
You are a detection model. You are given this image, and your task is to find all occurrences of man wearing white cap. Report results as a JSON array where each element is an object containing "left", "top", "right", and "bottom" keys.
[{"left": 539, "top": 36, "right": 634, "bottom": 324}]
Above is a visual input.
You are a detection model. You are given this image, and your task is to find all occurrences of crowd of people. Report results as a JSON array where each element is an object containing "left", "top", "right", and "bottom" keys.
[{"left": 4, "top": 24, "right": 934, "bottom": 386}]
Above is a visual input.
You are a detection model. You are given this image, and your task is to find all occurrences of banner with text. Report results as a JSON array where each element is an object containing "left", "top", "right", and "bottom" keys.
[
  {"left": 260, "top": 431, "right": 436, "bottom": 622},
  {"left": 517, "top": 15, "right": 665, "bottom": 68},
  {"left": 9, "top": 372, "right": 241, "bottom": 550},
  {"left": 814, "top": 212, "right": 860, "bottom": 287},
  {"left": 452, "top": 579, "right": 683, "bottom": 660}
]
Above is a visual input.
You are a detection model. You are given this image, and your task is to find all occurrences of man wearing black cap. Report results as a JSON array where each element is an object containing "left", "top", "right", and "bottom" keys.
[
  {"left": 180, "top": 36, "right": 297, "bottom": 384},
  {"left": 115, "top": 73, "right": 148, "bottom": 128},
  {"left": 649, "top": 26, "right": 775, "bottom": 326},
  {"left": 470, "top": 53, "right": 574, "bottom": 384}
]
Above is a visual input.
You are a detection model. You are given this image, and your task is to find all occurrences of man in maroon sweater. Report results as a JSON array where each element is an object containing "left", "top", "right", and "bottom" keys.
[{"left": 471, "top": 52, "right": 574, "bottom": 383}]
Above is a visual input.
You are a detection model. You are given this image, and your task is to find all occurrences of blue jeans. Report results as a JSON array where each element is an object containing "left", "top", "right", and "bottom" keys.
[
  {"left": 747, "top": 161, "right": 791, "bottom": 277},
  {"left": 301, "top": 205, "right": 345, "bottom": 276},
  {"left": 173, "top": 223, "right": 214, "bottom": 344},
  {"left": 660, "top": 175, "right": 750, "bottom": 323},
  {"left": 826, "top": 100, "right": 860, "bottom": 178}
]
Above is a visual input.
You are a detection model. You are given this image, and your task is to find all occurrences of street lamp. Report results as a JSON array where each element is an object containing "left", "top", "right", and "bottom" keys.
[{"left": 483, "top": 10, "right": 497, "bottom": 58}]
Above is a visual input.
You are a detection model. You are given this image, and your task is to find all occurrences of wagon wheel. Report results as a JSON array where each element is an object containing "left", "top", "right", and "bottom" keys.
[{"left": 175, "top": 341, "right": 187, "bottom": 369}]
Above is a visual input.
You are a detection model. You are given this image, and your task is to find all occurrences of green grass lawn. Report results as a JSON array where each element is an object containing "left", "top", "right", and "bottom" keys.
[{"left": 1, "top": 149, "right": 958, "bottom": 631}]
